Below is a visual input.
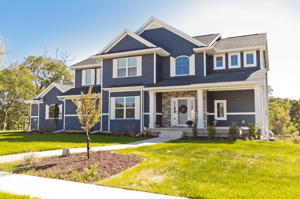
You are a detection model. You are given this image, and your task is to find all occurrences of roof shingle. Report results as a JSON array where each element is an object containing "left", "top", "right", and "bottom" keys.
[{"left": 193, "top": 34, "right": 220, "bottom": 46}]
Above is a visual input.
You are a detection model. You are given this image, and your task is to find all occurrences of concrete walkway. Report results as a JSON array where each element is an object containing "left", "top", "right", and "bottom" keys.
[{"left": 0, "top": 172, "right": 187, "bottom": 199}]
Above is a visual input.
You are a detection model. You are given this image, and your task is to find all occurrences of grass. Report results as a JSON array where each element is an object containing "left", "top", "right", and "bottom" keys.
[
  {"left": 97, "top": 140, "right": 300, "bottom": 199},
  {"left": 0, "top": 192, "right": 39, "bottom": 199},
  {"left": 0, "top": 131, "right": 146, "bottom": 156}
]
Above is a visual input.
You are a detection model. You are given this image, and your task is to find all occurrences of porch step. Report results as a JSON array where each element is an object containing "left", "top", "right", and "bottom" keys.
[{"left": 159, "top": 131, "right": 183, "bottom": 139}]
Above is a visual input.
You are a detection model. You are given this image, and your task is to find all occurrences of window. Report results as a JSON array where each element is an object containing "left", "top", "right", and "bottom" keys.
[
  {"left": 214, "top": 100, "right": 227, "bottom": 120},
  {"left": 82, "top": 69, "right": 95, "bottom": 86},
  {"left": 214, "top": 54, "right": 225, "bottom": 70},
  {"left": 175, "top": 56, "right": 189, "bottom": 76},
  {"left": 244, "top": 51, "right": 257, "bottom": 67},
  {"left": 229, "top": 53, "right": 241, "bottom": 69},
  {"left": 46, "top": 104, "right": 62, "bottom": 119},
  {"left": 117, "top": 57, "right": 137, "bottom": 77},
  {"left": 115, "top": 97, "right": 135, "bottom": 119}
]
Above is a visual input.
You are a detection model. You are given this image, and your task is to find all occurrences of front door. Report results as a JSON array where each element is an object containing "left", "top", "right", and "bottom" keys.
[{"left": 171, "top": 97, "right": 195, "bottom": 126}]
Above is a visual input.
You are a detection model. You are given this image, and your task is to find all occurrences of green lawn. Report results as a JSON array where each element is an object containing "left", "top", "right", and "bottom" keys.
[
  {"left": 98, "top": 140, "right": 300, "bottom": 199},
  {"left": 0, "top": 192, "right": 39, "bottom": 199},
  {"left": 0, "top": 131, "right": 146, "bottom": 156}
]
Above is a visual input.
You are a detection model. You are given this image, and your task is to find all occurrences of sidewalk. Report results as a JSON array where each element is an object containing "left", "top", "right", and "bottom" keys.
[
  {"left": 0, "top": 134, "right": 181, "bottom": 164},
  {"left": 0, "top": 172, "right": 187, "bottom": 199}
]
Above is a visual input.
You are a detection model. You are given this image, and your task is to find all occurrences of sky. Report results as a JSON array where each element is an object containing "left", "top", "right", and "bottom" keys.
[{"left": 1, "top": 0, "right": 300, "bottom": 99}]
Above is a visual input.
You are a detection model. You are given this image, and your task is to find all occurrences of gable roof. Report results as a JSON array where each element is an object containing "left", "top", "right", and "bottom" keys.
[
  {"left": 135, "top": 17, "right": 207, "bottom": 47},
  {"left": 59, "top": 86, "right": 101, "bottom": 97},
  {"left": 26, "top": 82, "right": 74, "bottom": 102},
  {"left": 69, "top": 58, "right": 101, "bottom": 70},
  {"left": 213, "top": 33, "right": 267, "bottom": 51},
  {"left": 193, "top": 34, "right": 221, "bottom": 46},
  {"left": 97, "top": 29, "right": 157, "bottom": 55}
]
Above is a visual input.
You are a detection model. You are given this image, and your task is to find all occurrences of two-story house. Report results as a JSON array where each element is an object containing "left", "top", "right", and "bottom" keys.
[{"left": 26, "top": 17, "right": 270, "bottom": 138}]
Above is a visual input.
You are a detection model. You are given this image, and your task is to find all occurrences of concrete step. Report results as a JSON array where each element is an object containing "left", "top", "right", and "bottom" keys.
[{"left": 159, "top": 131, "right": 183, "bottom": 138}]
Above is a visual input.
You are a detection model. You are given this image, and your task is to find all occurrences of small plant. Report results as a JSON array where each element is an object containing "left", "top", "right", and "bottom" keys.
[
  {"left": 186, "top": 121, "right": 194, "bottom": 128},
  {"left": 229, "top": 122, "right": 240, "bottom": 139},
  {"left": 245, "top": 137, "right": 249, "bottom": 141},
  {"left": 291, "top": 132, "right": 300, "bottom": 144},
  {"left": 20, "top": 152, "right": 36, "bottom": 166},
  {"left": 193, "top": 123, "right": 198, "bottom": 138},
  {"left": 69, "top": 166, "right": 76, "bottom": 174},
  {"left": 83, "top": 163, "right": 99, "bottom": 181},
  {"left": 207, "top": 125, "right": 216, "bottom": 139},
  {"left": 248, "top": 123, "right": 258, "bottom": 139}
]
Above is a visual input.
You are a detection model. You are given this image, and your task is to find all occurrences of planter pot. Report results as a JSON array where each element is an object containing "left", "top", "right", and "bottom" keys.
[
  {"left": 156, "top": 124, "right": 161, "bottom": 128},
  {"left": 188, "top": 125, "right": 192, "bottom": 128}
]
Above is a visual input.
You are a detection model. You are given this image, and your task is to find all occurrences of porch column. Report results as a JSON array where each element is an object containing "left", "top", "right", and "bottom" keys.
[
  {"left": 254, "top": 85, "right": 262, "bottom": 129},
  {"left": 197, "top": 89, "right": 204, "bottom": 128},
  {"left": 149, "top": 91, "right": 156, "bottom": 128}
]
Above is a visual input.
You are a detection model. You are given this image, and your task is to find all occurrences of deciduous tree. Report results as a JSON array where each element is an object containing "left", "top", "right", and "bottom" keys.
[{"left": 72, "top": 86, "right": 102, "bottom": 159}]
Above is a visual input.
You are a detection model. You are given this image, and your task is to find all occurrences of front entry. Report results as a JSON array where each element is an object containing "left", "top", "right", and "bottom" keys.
[{"left": 171, "top": 97, "right": 195, "bottom": 126}]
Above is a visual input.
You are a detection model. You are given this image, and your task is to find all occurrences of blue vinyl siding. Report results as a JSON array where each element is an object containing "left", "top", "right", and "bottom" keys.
[
  {"left": 75, "top": 68, "right": 101, "bottom": 88},
  {"left": 144, "top": 91, "right": 149, "bottom": 113},
  {"left": 65, "top": 117, "right": 82, "bottom": 130},
  {"left": 207, "top": 115, "right": 255, "bottom": 127},
  {"left": 110, "top": 120, "right": 140, "bottom": 132},
  {"left": 39, "top": 87, "right": 64, "bottom": 130},
  {"left": 156, "top": 55, "right": 163, "bottom": 82},
  {"left": 110, "top": 91, "right": 140, "bottom": 97},
  {"left": 102, "top": 115, "right": 109, "bottom": 131},
  {"left": 144, "top": 115, "right": 149, "bottom": 128},
  {"left": 102, "top": 91, "right": 109, "bottom": 113},
  {"left": 65, "top": 100, "right": 77, "bottom": 114},
  {"left": 30, "top": 118, "right": 38, "bottom": 130},
  {"left": 102, "top": 54, "right": 154, "bottom": 88},
  {"left": 31, "top": 104, "right": 38, "bottom": 116},
  {"left": 107, "top": 35, "right": 149, "bottom": 54}
]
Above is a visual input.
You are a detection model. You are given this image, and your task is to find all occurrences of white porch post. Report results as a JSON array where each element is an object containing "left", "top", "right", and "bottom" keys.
[
  {"left": 149, "top": 91, "right": 156, "bottom": 128},
  {"left": 197, "top": 89, "right": 204, "bottom": 128},
  {"left": 254, "top": 85, "right": 262, "bottom": 129}
]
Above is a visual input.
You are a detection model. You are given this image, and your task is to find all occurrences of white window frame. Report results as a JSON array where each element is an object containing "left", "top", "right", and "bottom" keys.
[
  {"left": 243, "top": 51, "right": 257, "bottom": 67},
  {"left": 46, "top": 104, "right": 62, "bottom": 120},
  {"left": 117, "top": 57, "right": 138, "bottom": 78},
  {"left": 85, "top": 69, "right": 93, "bottom": 85},
  {"left": 114, "top": 97, "right": 136, "bottom": 119},
  {"left": 214, "top": 54, "right": 226, "bottom": 70},
  {"left": 228, "top": 52, "right": 241, "bottom": 69},
  {"left": 96, "top": 68, "right": 102, "bottom": 85},
  {"left": 214, "top": 100, "right": 227, "bottom": 120},
  {"left": 175, "top": 55, "right": 190, "bottom": 76}
]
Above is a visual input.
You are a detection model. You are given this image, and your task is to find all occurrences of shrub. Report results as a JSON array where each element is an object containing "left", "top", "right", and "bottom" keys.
[
  {"left": 229, "top": 122, "right": 240, "bottom": 139},
  {"left": 291, "top": 132, "right": 300, "bottom": 144},
  {"left": 207, "top": 125, "right": 216, "bottom": 139},
  {"left": 248, "top": 123, "right": 258, "bottom": 139},
  {"left": 83, "top": 163, "right": 99, "bottom": 181},
  {"left": 20, "top": 152, "right": 36, "bottom": 166},
  {"left": 186, "top": 121, "right": 194, "bottom": 126},
  {"left": 193, "top": 123, "right": 198, "bottom": 138}
]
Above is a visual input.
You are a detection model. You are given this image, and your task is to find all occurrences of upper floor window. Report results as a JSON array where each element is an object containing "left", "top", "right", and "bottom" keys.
[
  {"left": 82, "top": 69, "right": 95, "bottom": 86},
  {"left": 113, "top": 56, "right": 142, "bottom": 78},
  {"left": 175, "top": 56, "right": 189, "bottom": 76},
  {"left": 229, "top": 53, "right": 241, "bottom": 69},
  {"left": 96, "top": 68, "right": 102, "bottom": 85},
  {"left": 244, "top": 51, "right": 257, "bottom": 67},
  {"left": 214, "top": 54, "right": 225, "bottom": 70}
]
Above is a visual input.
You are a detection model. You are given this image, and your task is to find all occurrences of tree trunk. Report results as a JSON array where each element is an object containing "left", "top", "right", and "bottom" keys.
[
  {"left": 86, "top": 131, "right": 91, "bottom": 159},
  {"left": 3, "top": 111, "right": 7, "bottom": 131}
]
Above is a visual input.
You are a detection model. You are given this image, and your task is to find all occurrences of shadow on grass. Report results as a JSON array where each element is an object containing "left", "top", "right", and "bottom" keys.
[
  {"left": 0, "top": 132, "right": 143, "bottom": 144},
  {"left": 168, "top": 139, "right": 237, "bottom": 144}
]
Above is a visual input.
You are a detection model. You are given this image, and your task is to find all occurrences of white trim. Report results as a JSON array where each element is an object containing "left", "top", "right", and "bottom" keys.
[
  {"left": 30, "top": 116, "right": 39, "bottom": 118},
  {"left": 156, "top": 113, "right": 163, "bottom": 115},
  {"left": 214, "top": 54, "right": 226, "bottom": 70},
  {"left": 98, "top": 29, "right": 157, "bottom": 54},
  {"left": 100, "top": 67, "right": 103, "bottom": 132},
  {"left": 193, "top": 46, "right": 265, "bottom": 54},
  {"left": 228, "top": 52, "right": 241, "bottom": 69},
  {"left": 207, "top": 112, "right": 214, "bottom": 115},
  {"left": 208, "top": 34, "right": 221, "bottom": 46},
  {"left": 63, "top": 99, "right": 66, "bottom": 130},
  {"left": 57, "top": 95, "right": 81, "bottom": 99},
  {"left": 227, "top": 112, "right": 255, "bottom": 115},
  {"left": 91, "top": 47, "right": 170, "bottom": 59},
  {"left": 114, "top": 57, "right": 139, "bottom": 78},
  {"left": 45, "top": 104, "right": 63, "bottom": 120},
  {"left": 260, "top": 49, "right": 264, "bottom": 69},
  {"left": 112, "top": 96, "right": 139, "bottom": 120},
  {"left": 103, "top": 86, "right": 145, "bottom": 92},
  {"left": 140, "top": 90, "right": 143, "bottom": 132},
  {"left": 173, "top": 55, "right": 192, "bottom": 77},
  {"left": 214, "top": 100, "right": 227, "bottom": 120},
  {"left": 153, "top": 53, "right": 156, "bottom": 84},
  {"left": 149, "top": 91, "right": 156, "bottom": 128},
  {"left": 37, "top": 104, "right": 39, "bottom": 129},
  {"left": 69, "top": 64, "right": 102, "bottom": 70},
  {"left": 244, "top": 50, "right": 257, "bottom": 68},
  {"left": 135, "top": 17, "right": 207, "bottom": 47},
  {"left": 108, "top": 91, "right": 111, "bottom": 132},
  {"left": 254, "top": 85, "right": 262, "bottom": 128},
  {"left": 101, "top": 113, "right": 109, "bottom": 115},
  {"left": 203, "top": 52, "right": 206, "bottom": 77},
  {"left": 171, "top": 97, "right": 195, "bottom": 127},
  {"left": 143, "top": 112, "right": 150, "bottom": 115},
  {"left": 197, "top": 89, "right": 204, "bottom": 128},
  {"left": 65, "top": 114, "right": 78, "bottom": 117},
  {"left": 37, "top": 83, "right": 64, "bottom": 99}
]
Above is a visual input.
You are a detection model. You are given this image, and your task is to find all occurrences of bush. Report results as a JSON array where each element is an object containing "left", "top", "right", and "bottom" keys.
[
  {"left": 248, "top": 123, "right": 258, "bottom": 139},
  {"left": 207, "top": 125, "right": 216, "bottom": 139},
  {"left": 291, "top": 132, "right": 300, "bottom": 144},
  {"left": 186, "top": 121, "right": 194, "bottom": 125},
  {"left": 229, "top": 122, "right": 240, "bottom": 139},
  {"left": 193, "top": 123, "right": 198, "bottom": 138}
]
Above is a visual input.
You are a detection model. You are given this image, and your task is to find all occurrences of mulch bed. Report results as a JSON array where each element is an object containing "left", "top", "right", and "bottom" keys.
[{"left": 17, "top": 151, "right": 143, "bottom": 183}]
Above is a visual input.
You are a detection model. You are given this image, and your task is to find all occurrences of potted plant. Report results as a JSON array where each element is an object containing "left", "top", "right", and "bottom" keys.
[
  {"left": 155, "top": 121, "right": 162, "bottom": 128},
  {"left": 186, "top": 121, "right": 194, "bottom": 128}
]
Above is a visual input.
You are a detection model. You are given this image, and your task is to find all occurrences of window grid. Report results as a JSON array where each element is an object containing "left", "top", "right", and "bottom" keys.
[
  {"left": 115, "top": 97, "right": 135, "bottom": 119},
  {"left": 175, "top": 56, "right": 189, "bottom": 76},
  {"left": 247, "top": 54, "right": 254, "bottom": 65},
  {"left": 216, "top": 57, "right": 223, "bottom": 67},
  {"left": 231, "top": 55, "right": 238, "bottom": 66},
  {"left": 117, "top": 57, "right": 137, "bottom": 78}
]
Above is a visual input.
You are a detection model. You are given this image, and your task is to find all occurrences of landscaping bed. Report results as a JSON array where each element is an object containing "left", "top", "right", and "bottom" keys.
[{"left": 1, "top": 151, "right": 143, "bottom": 183}]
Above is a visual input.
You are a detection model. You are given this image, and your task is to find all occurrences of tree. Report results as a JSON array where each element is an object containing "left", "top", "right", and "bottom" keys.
[
  {"left": 0, "top": 36, "right": 6, "bottom": 67},
  {"left": 268, "top": 85, "right": 274, "bottom": 98},
  {"left": 71, "top": 86, "right": 102, "bottom": 159},
  {"left": 0, "top": 64, "right": 36, "bottom": 130},
  {"left": 290, "top": 100, "right": 300, "bottom": 132},
  {"left": 20, "top": 55, "right": 74, "bottom": 94}
]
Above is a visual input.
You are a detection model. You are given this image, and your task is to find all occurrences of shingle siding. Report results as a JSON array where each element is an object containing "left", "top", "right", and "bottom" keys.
[
  {"left": 106, "top": 35, "right": 149, "bottom": 54},
  {"left": 31, "top": 104, "right": 38, "bottom": 116}
]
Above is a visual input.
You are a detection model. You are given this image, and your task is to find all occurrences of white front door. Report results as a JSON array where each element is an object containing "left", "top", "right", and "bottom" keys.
[{"left": 171, "top": 97, "right": 195, "bottom": 126}]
